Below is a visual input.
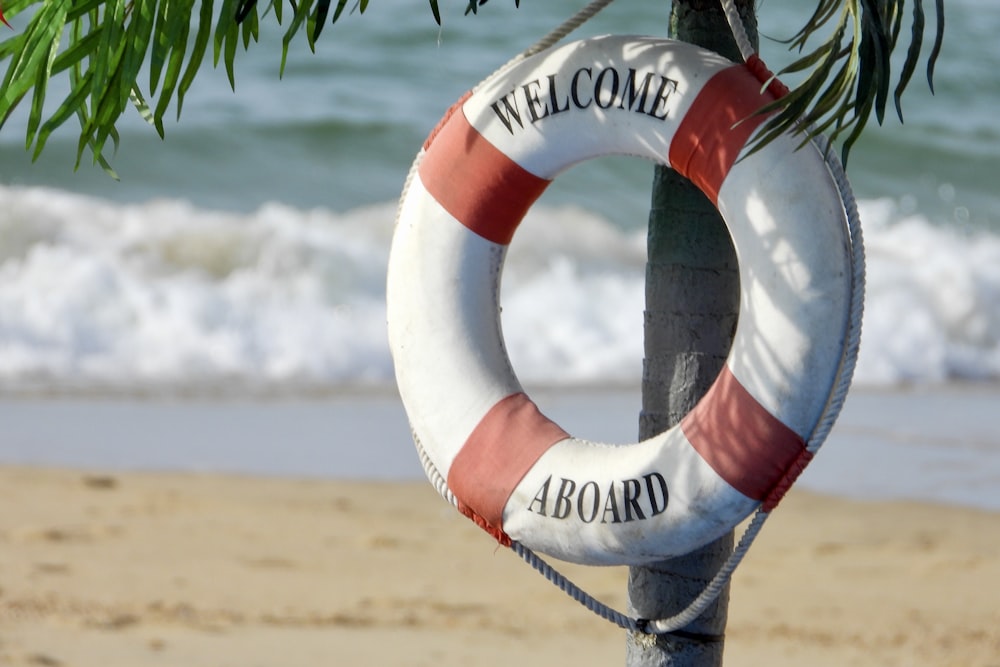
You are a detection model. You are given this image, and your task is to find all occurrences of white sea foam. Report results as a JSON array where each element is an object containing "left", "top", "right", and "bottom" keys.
[{"left": 1, "top": 185, "right": 998, "bottom": 394}]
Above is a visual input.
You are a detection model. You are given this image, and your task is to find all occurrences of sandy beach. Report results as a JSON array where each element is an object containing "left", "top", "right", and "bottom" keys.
[{"left": 2, "top": 465, "right": 998, "bottom": 667}]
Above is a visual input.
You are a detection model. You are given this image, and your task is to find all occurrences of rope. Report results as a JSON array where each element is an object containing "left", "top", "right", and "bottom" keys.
[
  {"left": 518, "top": 0, "right": 617, "bottom": 59},
  {"left": 510, "top": 541, "right": 642, "bottom": 631},
  {"left": 400, "top": 0, "right": 866, "bottom": 637},
  {"left": 720, "top": 0, "right": 756, "bottom": 61},
  {"left": 477, "top": 0, "right": 617, "bottom": 92}
]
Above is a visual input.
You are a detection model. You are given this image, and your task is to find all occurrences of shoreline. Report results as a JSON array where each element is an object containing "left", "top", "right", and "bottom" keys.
[
  {"left": 2, "top": 466, "right": 998, "bottom": 666},
  {"left": 2, "top": 383, "right": 999, "bottom": 511}
]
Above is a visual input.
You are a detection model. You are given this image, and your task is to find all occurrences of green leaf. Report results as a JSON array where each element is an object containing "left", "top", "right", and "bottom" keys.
[
  {"left": 153, "top": 0, "right": 192, "bottom": 122},
  {"left": 0, "top": 31, "right": 26, "bottom": 62},
  {"left": 330, "top": 0, "right": 349, "bottom": 24},
  {"left": 84, "top": 61, "right": 126, "bottom": 161},
  {"left": 120, "top": 0, "right": 156, "bottom": 113},
  {"left": 235, "top": 0, "right": 257, "bottom": 23},
  {"left": 129, "top": 86, "right": 157, "bottom": 130},
  {"left": 927, "top": 0, "right": 945, "bottom": 92},
  {"left": 50, "top": 28, "right": 101, "bottom": 75},
  {"left": 280, "top": 0, "right": 313, "bottom": 76},
  {"left": 25, "top": 34, "right": 59, "bottom": 149},
  {"left": 213, "top": 0, "right": 240, "bottom": 88},
  {"left": 241, "top": 2, "right": 259, "bottom": 47},
  {"left": 859, "top": 0, "right": 892, "bottom": 124},
  {"left": 0, "top": 0, "right": 71, "bottom": 130},
  {"left": 223, "top": 19, "right": 238, "bottom": 88},
  {"left": 148, "top": 0, "right": 171, "bottom": 93},
  {"left": 90, "top": 0, "right": 125, "bottom": 119},
  {"left": 893, "top": 0, "right": 925, "bottom": 121},
  {"left": 312, "top": 0, "right": 331, "bottom": 41},
  {"left": 66, "top": 0, "right": 106, "bottom": 23},
  {"left": 177, "top": 0, "right": 215, "bottom": 118},
  {"left": 33, "top": 68, "right": 94, "bottom": 159}
]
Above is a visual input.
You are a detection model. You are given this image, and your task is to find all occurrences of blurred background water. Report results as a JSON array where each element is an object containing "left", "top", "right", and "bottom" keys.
[{"left": 0, "top": 0, "right": 997, "bottom": 395}]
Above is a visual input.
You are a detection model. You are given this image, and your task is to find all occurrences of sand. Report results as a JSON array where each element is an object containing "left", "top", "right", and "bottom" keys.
[{"left": 1, "top": 466, "right": 998, "bottom": 667}]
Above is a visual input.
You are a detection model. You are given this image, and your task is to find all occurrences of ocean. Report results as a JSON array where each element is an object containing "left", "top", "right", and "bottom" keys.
[
  {"left": 0, "top": 1, "right": 998, "bottom": 508},
  {"left": 0, "top": 0, "right": 997, "bottom": 394}
]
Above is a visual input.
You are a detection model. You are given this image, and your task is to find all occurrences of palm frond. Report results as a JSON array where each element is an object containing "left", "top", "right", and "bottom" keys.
[
  {"left": 752, "top": 0, "right": 945, "bottom": 164},
  {"left": 0, "top": 0, "right": 436, "bottom": 173}
]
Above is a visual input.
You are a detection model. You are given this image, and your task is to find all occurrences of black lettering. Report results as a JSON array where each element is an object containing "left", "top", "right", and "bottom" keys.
[
  {"left": 644, "top": 472, "right": 669, "bottom": 516},
  {"left": 646, "top": 75, "right": 678, "bottom": 120},
  {"left": 618, "top": 68, "right": 656, "bottom": 113},
  {"left": 570, "top": 67, "right": 593, "bottom": 109},
  {"left": 601, "top": 484, "right": 622, "bottom": 524},
  {"left": 552, "top": 478, "right": 576, "bottom": 519},
  {"left": 490, "top": 92, "right": 525, "bottom": 135},
  {"left": 529, "top": 472, "right": 667, "bottom": 523},
  {"left": 622, "top": 478, "right": 646, "bottom": 522},
  {"left": 527, "top": 475, "right": 551, "bottom": 516},
  {"left": 521, "top": 79, "right": 549, "bottom": 123},
  {"left": 546, "top": 74, "right": 570, "bottom": 116},
  {"left": 576, "top": 481, "right": 600, "bottom": 523},
  {"left": 594, "top": 67, "right": 620, "bottom": 109}
]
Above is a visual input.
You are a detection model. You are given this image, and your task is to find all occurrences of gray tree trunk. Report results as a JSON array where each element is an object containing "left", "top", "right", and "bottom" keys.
[{"left": 626, "top": 2, "right": 757, "bottom": 665}]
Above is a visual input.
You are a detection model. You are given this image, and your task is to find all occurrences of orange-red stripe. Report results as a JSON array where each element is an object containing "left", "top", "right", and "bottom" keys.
[
  {"left": 668, "top": 63, "right": 781, "bottom": 204},
  {"left": 447, "top": 393, "right": 569, "bottom": 539},
  {"left": 680, "top": 366, "right": 807, "bottom": 501},
  {"left": 419, "top": 107, "right": 550, "bottom": 246}
]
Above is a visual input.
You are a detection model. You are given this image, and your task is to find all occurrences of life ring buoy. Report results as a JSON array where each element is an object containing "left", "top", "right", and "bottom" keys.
[{"left": 387, "top": 35, "right": 854, "bottom": 566}]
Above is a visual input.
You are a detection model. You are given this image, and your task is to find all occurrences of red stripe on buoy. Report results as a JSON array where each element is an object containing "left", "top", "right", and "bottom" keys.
[
  {"left": 419, "top": 108, "right": 550, "bottom": 246},
  {"left": 668, "top": 64, "right": 780, "bottom": 204},
  {"left": 422, "top": 91, "right": 473, "bottom": 152},
  {"left": 448, "top": 393, "right": 569, "bottom": 539},
  {"left": 680, "top": 366, "right": 806, "bottom": 501}
]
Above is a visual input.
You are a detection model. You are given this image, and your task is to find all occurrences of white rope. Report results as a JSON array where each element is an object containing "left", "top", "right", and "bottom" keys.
[
  {"left": 402, "top": 0, "right": 866, "bottom": 637},
  {"left": 518, "top": 0, "right": 617, "bottom": 59},
  {"left": 720, "top": 0, "right": 756, "bottom": 62},
  {"left": 476, "top": 0, "right": 617, "bottom": 92},
  {"left": 510, "top": 541, "right": 643, "bottom": 631}
]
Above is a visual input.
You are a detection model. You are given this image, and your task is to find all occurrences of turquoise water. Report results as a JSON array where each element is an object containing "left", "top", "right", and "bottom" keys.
[
  {"left": 1, "top": 0, "right": 993, "bottom": 230},
  {"left": 0, "top": 0, "right": 997, "bottom": 392}
]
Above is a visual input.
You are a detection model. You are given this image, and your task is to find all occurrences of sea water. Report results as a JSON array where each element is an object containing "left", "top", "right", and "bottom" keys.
[
  {"left": 0, "top": 1, "right": 998, "bottom": 507},
  {"left": 1, "top": 0, "right": 996, "bottom": 394}
]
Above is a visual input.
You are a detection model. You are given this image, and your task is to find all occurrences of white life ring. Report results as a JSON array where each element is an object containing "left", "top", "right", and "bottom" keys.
[{"left": 387, "top": 35, "right": 854, "bottom": 566}]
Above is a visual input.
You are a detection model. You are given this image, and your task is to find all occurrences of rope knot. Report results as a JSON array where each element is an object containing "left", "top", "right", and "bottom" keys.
[
  {"left": 762, "top": 448, "right": 814, "bottom": 511},
  {"left": 456, "top": 499, "right": 512, "bottom": 548},
  {"left": 744, "top": 54, "right": 790, "bottom": 100}
]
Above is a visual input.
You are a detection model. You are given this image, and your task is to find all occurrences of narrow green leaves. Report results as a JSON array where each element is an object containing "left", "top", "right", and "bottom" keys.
[
  {"left": 0, "top": 0, "right": 294, "bottom": 171},
  {"left": 754, "top": 0, "right": 946, "bottom": 164},
  {"left": 1, "top": 0, "right": 71, "bottom": 130},
  {"left": 177, "top": 0, "right": 215, "bottom": 117}
]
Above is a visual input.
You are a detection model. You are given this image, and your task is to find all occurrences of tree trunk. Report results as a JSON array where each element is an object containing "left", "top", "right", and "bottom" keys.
[{"left": 626, "top": 2, "right": 757, "bottom": 665}]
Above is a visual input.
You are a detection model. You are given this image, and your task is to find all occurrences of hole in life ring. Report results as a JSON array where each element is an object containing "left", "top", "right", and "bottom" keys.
[
  {"left": 496, "top": 155, "right": 740, "bottom": 445},
  {"left": 498, "top": 161, "right": 644, "bottom": 443}
]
